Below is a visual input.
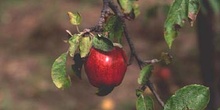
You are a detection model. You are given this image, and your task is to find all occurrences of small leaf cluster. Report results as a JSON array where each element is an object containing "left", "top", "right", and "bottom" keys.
[
  {"left": 51, "top": 12, "right": 90, "bottom": 89},
  {"left": 50, "top": 0, "right": 211, "bottom": 109},
  {"left": 135, "top": 52, "right": 209, "bottom": 109},
  {"left": 137, "top": 52, "right": 173, "bottom": 87},
  {"left": 51, "top": 12, "right": 125, "bottom": 90},
  {"left": 50, "top": 0, "right": 142, "bottom": 90}
]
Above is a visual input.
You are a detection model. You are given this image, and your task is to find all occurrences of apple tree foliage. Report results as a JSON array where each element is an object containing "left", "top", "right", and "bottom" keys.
[{"left": 51, "top": 0, "right": 210, "bottom": 109}]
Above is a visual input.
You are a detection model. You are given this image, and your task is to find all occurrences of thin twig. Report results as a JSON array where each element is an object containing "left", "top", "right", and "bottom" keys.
[
  {"left": 108, "top": 0, "right": 143, "bottom": 67},
  {"left": 73, "top": 0, "right": 165, "bottom": 107},
  {"left": 147, "top": 81, "right": 165, "bottom": 107},
  {"left": 76, "top": 26, "right": 80, "bottom": 33},
  {"left": 144, "top": 59, "right": 161, "bottom": 64},
  {"left": 123, "top": 24, "right": 144, "bottom": 68},
  {"left": 107, "top": 0, "right": 165, "bottom": 107}
]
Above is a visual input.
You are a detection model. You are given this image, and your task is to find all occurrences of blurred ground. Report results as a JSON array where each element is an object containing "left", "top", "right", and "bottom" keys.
[{"left": 0, "top": 0, "right": 218, "bottom": 110}]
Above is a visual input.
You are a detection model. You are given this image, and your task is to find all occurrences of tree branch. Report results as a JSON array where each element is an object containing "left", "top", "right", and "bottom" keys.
[
  {"left": 107, "top": 0, "right": 165, "bottom": 107},
  {"left": 79, "top": 0, "right": 111, "bottom": 35},
  {"left": 98, "top": 0, "right": 110, "bottom": 27},
  {"left": 108, "top": 0, "right": 143, "bottom": 67},
  {"left": 75, "top": 0, "right": 165, "bottom": 108}
]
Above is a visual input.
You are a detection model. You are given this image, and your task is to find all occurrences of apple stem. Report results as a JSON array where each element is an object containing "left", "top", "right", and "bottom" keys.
[
  {"left": 107, "top": 0, "right": 165, "bottom": 108},
  {"left": 76, "top": 0, "right": 165, "bottom": 108}
]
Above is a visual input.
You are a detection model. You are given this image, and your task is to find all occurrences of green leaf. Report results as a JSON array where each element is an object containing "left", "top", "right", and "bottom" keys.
[
  {"left": 104, "top": 15, "right": 123, "bottom": 43},
  {"left": 117, "top": 0, "right": 134, "bottom": 14},
  {"left": 117, "top": 0, "right": 139, "bottom": 19},
  {"left": 68, "top": 34, "right": 81, "bottom": 57},
  {"left": 164, "top": 84, "right": 210, "bottom": 110},
  {"left": 67, "top": 12, "right": 81, "bottom": 25},
  {"left": 188, "top": 0, "right": 200, "bottom": 25},
  {"left": 136, "top": 89, "right": 143, "bottom": 97},
  {"left": 79, "top": 36, "right": 92, "bottom": 58},
  {"left": 71, "top": 53, "right": 84, "bottom": 79},
  {"left": 136, "top": 92, "right": 154, "bottom": 110},
  {"left": 51, "top": 53, "right": 71, "bottom": 89},
  {"left": 92, "top": 35, "right": 114, "bottom": 52},
  {"left": 164, "top": 0, "right": 200, "bottom": 48},
  {"left": 138, "top": 65, "right": 153, "bottom": 85}
]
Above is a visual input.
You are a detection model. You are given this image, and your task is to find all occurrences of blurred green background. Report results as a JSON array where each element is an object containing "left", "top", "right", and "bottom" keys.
[{"left": 0, "top": 0, "right": 219, "bottom": 110}]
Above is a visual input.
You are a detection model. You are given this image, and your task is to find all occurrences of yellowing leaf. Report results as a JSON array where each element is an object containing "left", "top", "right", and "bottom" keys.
[
  {"left": 51, "top": 53, "right": 71, "bottom": 89},
  {"left": 68, "top": 34, "right": 81, "bottom": 57},
  {"left": 117, "top": 0, "right": 140, "bottom": 19},
  {"left": 79, "top": 36, "right": 92, "bottom": 58},
  {"left": 118, "top": 0, "right": 134, "bottom": 14},
  {"left": 67, "top": 12, "right": 81, "bottom": 25},
  {"left": 133, "top": 3, "right": 140, "bottom": 18}
]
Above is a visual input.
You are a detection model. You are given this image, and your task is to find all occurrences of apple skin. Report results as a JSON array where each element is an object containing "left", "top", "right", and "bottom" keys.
[{"left": 84, "top": 46, "right": 127, "bottom": 88}]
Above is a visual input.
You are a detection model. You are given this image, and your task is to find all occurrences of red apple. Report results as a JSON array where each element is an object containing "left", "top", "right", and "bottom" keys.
[
  {"left": 155, "top": 66, "right": 171, "bottom": 80},
  {"left": 84, "top": 46, "right": 127, "bottom": 88},
  {"left": 159, "top": 67, "right": 171, "bottom": 80}
]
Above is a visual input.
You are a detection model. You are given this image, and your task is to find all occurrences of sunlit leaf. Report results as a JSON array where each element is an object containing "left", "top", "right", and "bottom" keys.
[
  {"left": 136, "top": 91, "right": 154, "bottom": 110},
  {"left": 79, "top": 36, "right": 92, "bottom": 58},
  {"left": 133, "top": 3, "right": 140, "bottom": 18},
  {"left": 117, "top": 0, "right": 139, "bottom": 19},
  {"left": 51, "top": 53, "right": 71, "bottom": 89},
  {"left": 164, "top": 84, "right": 210, "bottom": 110},
  {"left": 104, "top": 15, "right": 123, "bottom": 43},
  {"left": 138, "top": 65, "right": 153, "bottom": 85},
  {"left": 67, "top": 12, "right": 81, "bottom": 25},
  {"left": 117, "top": 0, "right": 134, "bottom": 14},
  {"left": 164, "top": 0, "right": 200, "bottom": 48},
  {"left": 68, "top": 34, "right": 81, "bottom": 57},
  {"left": 92, "top": 35, "right": 114, "bottom": 52}
]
